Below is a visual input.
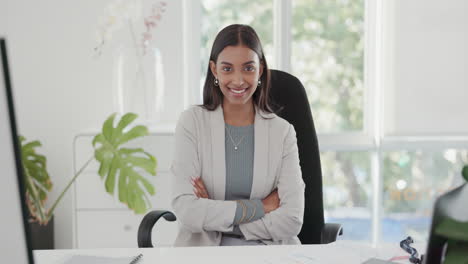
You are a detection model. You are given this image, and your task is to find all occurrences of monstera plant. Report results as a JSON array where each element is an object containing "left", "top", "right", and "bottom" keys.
[{"left": 21, "top": 113, "right": 157, "bottom": 225}]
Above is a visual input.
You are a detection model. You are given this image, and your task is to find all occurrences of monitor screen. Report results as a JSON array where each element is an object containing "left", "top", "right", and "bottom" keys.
[{"left": 0, "top": 38, "right": 34, "bottom": 264}]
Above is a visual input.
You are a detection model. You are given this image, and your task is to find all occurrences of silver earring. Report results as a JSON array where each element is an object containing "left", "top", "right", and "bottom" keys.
[
  {"left": 258, "top": 80, "right": 262, "bottom": 86},
  {"left": 214, "top": 78, "right": 219, "bottom": 86}
]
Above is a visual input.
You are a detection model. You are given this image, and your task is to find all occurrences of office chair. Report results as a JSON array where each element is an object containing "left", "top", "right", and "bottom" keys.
[{"left": 137, "top": 69, "right": 343, "bottom": 247}]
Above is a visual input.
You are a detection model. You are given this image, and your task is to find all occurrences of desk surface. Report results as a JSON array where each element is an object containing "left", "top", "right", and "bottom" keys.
[{"left": 34, "top": 241, "right": 425, "bottom": 264}]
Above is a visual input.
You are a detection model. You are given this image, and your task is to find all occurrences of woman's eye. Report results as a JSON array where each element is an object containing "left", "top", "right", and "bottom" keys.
[
  {"left": 223, "top": 67, "right": 232, "bottom": 72},
  {"left": 245, "top": 66, "right": 255, "bottom": 72}
]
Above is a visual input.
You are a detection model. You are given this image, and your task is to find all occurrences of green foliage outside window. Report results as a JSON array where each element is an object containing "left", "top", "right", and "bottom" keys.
[{"left": 292, "top": 0, "right": 365, "bottom": 133}]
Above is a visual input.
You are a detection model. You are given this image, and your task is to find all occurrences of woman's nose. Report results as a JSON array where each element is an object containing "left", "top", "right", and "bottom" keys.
[{"left": 231, "top": 72, "right": 245, "bottom": 86}]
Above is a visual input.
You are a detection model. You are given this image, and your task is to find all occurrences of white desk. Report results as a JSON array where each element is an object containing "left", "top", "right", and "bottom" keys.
[{"left": 34, "top": 241, "right": 426, "bottom": 263}]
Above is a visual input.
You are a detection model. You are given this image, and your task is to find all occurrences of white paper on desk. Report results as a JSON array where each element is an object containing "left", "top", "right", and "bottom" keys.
[
  {"left": 60, "top": 254, "right": 141, "bottom": 264},
  {"left": 266, "top": 242, "right": 373, "bottom": 263},
  {"left": 264, "top": 252, "right": 321, "bottom": 264}
]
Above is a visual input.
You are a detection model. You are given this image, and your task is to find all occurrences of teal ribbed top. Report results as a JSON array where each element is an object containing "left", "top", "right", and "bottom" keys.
[{"left": 224, "top": 123, "right": 265, "bottom": 237}]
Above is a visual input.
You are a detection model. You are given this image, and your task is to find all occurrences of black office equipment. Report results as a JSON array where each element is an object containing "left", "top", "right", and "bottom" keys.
[
  {"left": 0, "top": 38, "right": 35, "bottom": 263},
  {"left": 423, "top": 166, "right": 468, "bottom": 264},
  {"left": 400, "top": 236, "right": 421, "bottom": 263},
  {"left": 137, "top": 69, "right": 343, "bottom": 247}
]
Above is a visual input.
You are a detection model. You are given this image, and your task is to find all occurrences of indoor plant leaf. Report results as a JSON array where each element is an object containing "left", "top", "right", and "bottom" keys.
[
  {"left": 92, "top": 113, "right": 157, "bottom": 214},
  {"left": 19, "top": 136, "right": 53, "bottom": 223},
  {"left": 462, "top": 165, "right": 468, "bottom": 181}
]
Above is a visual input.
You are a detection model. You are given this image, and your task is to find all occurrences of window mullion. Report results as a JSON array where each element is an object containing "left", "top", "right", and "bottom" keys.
[
  {"left": 371, "top": 150, "right": 383, "bottom": 246},
  {"left": 183, "top": 0, "right": 201, "bottom": 106},
  {"left": 365, "top": 0, "right": 384, "bottom": 245},
  {"left": 273, "top": 0, "right": 291, "bottom": 72}
]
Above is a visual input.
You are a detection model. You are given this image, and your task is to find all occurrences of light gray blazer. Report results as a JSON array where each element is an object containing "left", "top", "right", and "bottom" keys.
[{"left": 171, "top": 105, "right": 305, "bottom": 247}]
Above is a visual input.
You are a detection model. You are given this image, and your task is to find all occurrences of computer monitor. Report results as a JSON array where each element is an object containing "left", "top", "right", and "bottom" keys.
[{"left": 0, "top": 38, "right": 35, "bottom": 264}]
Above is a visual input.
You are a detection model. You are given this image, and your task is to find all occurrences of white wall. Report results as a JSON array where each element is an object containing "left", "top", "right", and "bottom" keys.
[
  {"left": 384, "top": 0, "right": 468, "bottom": 136},
  {"left": 0, "top": 2, "right": 6, "bottom": 37},
  {"left": 3, "top": 0, "right": 183, "bottom": 249}
]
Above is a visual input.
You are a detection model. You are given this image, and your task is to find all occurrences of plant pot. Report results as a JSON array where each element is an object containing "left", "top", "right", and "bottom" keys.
[{"left": 28, "top": 217, "right": 54, "bottom": 250}]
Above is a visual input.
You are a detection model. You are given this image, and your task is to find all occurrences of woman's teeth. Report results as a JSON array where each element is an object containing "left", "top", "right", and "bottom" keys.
[{"left": 229, "top": 88, "right": 247, "bottom": 94}]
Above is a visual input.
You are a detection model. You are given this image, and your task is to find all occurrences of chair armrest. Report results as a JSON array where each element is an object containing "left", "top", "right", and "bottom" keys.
[
  {"left": 137, "top": 210, "right": 177, "bottom": 248},
  {"left": 320, "top": 223, "right": 343, "bottom": 244}
]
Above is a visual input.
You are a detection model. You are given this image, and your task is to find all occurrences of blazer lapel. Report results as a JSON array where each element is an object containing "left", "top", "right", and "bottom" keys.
[
  {"left": 210, "top": 106, "right": 226, "bottom": 200},
  {"left": 251, "top": 109, "right": 270, "bottom": 199}
]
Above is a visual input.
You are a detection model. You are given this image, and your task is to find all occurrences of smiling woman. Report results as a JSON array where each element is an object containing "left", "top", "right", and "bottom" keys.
[{"left": 170, "top": 24, "right": 305, "bottom": 247}]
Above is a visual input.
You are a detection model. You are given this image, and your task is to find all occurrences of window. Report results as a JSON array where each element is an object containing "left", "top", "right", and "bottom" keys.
[
  {"left": 292, "top": 0, "right": 365, "bottom": 133},
  {"left": 322, "top": 151, "right": 371, "bottom": 241},
  {"left": 382, "top": 149, "right": 468, "bottom": 242},
  {"left": 186, "top": 0, "right": 468, "bottom": 245}
]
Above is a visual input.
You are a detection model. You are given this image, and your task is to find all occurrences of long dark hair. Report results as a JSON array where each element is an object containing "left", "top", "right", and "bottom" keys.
[{"left": 202, "top": 24, "right": 274, "bottom": 113}]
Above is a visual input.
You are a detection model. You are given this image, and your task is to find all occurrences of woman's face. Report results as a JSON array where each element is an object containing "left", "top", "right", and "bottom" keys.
[{"left": 210, "top": 45, "right": 263, "bottom": 107}]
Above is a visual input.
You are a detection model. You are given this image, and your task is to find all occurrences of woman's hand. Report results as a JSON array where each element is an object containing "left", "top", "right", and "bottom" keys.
[
  {"left": 191, "top": 177, "right": 209, "bottom": 199},
  {"left": 262, "top": 189, "right": 280, "bottom": 213}
]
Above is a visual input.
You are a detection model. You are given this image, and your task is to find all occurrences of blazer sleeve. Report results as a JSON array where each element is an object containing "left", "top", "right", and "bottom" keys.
[
  {"left": 239, "top": 124, "right": 305, "bottom": 242},
  {"left": 171, "top": 109, "right": 237, "bottom": 233}
]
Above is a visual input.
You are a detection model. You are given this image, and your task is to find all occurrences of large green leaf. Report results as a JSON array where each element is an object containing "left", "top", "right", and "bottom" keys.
[
  {"left": 92, "top": 113, "right": 157, "bottom": 214},
  {"left": 19, "top": 136, "right": 52, "bottom": 221}
]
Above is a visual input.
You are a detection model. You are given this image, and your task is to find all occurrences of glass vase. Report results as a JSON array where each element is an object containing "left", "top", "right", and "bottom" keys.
[{"left": 112, "top": 23, "right": 165, "bottom": 125}]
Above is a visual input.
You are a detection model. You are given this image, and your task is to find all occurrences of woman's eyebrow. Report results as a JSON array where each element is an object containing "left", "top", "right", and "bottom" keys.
[{"left": 220, "top": 61, "right": 256, "bottom": 65}]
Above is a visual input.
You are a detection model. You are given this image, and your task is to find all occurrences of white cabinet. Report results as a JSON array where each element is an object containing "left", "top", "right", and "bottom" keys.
[
  {"left": 73, "top": 132, "right": 179, "bottom": 248},
  {"left": 76, "top": 210, "right": 178, "bottom": 248}
]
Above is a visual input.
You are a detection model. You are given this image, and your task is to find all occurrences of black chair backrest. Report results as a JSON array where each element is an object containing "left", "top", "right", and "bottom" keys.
[{"left": 269, "top": 69, "right": 325, "bottom": 244}]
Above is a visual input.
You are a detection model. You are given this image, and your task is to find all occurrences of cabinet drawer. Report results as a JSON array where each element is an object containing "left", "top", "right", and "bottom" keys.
[
  {"left": 76, "top": 210, "right": 178, "bottom": 248},
  {"left": 74, "top": 134, "right": 175, "bottom": 174},
  {"left": 76, "top": 171, "right": 173, "bottom": 210}
]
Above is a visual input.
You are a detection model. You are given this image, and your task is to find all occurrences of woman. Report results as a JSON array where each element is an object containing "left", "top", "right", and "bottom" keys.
[{"left": 171, "top": 24, "right": 305, "bottom": 247}]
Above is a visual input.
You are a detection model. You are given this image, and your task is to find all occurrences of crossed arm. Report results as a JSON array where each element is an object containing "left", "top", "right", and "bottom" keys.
[{"left": 191, "top": 176, "right": 280, "bottom": 215}]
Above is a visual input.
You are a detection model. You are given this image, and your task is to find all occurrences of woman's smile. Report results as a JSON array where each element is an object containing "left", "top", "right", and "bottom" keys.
[{"left": 228, "top": 87, "right": 249, "bottom": 97}]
